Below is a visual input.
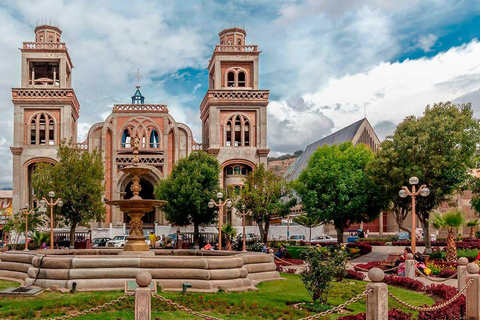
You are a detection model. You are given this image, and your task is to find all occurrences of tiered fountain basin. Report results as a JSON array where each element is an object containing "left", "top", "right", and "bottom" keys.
[{"left": 0, "top": 249, "right": 280, "bottom": 292}]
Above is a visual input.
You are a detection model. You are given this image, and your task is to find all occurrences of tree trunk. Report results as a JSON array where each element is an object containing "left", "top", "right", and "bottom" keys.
[
  {"left": 470, "top": 226, "right": 476, "bottom": 239},
  {"left": 263, "top": 219, "right": 270, "bottom": 243},
  {"left": 420, "top": 217, "right": 432, "bottom": 253},
  {"left": 69, "top": 224, "right": 76, "bottom": 249},
  {"left": 335, "top": 227, "right": 344, "bottom": 245},
  {"left": 446, "top": 229, "right": 457, "bottom": 262},
  {"left": 309, "top": 227, "right": 312, "bottom": 245},
  {"left": 193, "top": 223, "right": 200, "bottom": 249},
  {"left": 257, "top": 220, "right": 265, "bottom": 243},
  {"left": 394, "top": 207, "right": 410, "bottom": 233}
]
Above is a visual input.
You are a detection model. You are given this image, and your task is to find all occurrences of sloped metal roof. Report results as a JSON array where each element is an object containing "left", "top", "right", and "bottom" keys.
[{"left": 285, "top": 118, "right": 366, "bottom": 181}]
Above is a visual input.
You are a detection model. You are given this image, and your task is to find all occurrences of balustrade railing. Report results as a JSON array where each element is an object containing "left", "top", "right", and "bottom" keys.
[
  {"left": 23, "top": 42, "right": 67, "bottom": 50},
  {"left": 214, "top": 45, "right": 258, "bottom": 52}
]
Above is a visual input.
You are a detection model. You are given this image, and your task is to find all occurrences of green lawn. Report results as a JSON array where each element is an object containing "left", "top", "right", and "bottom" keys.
[{"left": 0, "top": 274, "right": 435, "bottom": 319}]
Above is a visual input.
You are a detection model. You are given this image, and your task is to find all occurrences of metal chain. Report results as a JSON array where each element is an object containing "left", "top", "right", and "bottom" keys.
[
  {"left": 296, "top": 289, "right": 372, "bottom": 320},
  {"left": 387, "top": 278, "right": 473, "bottom": 312},
  {"left": 153, "top": 293, "right": 224, "bottom": 320},
  {"left": 415, "top": 266, "right": 457, "bottom": 282},
  {"left": 45, "top": 293, "right": 134, "bottom": 320}
]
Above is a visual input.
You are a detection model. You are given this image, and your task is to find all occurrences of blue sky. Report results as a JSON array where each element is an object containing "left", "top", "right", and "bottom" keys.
[{"left": 1, "top": 1, "right": 480, "bottom": 188}]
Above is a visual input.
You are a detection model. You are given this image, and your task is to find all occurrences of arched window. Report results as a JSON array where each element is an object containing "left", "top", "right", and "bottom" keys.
[
  {"left": 48, "top": 35, "right": 53, "bottom": 43},
  {"left": 227, "top": 72, "right": 235, "bottom": 87},
  {"left": 122, "top": 129, "right": 131, "bottom": 148},
  {"left": 226, "top": 167, "right": 233, "bottom": 175},
  {"left": 234, "top": 166, "right": 241, "bottom": 175},
  {"left": 235, "top": 185, "right": 241, "bottom": 195},
  {"left": 224, "top": 114, "right": 251, "bottom": 147},
  {"left": 39, "top": 35, "right": 44, "bottom": 42},
  {"left": 238, "top": 72, "right": 246, "bottom": 87},
  {"left": 238, "top": 38, "right": 242, "bottom": 45},
  {"left": 150, "top": 129, "right": 159, "bottom": 148},
  {"left": 224, "top": 69, "right": 248, "bottom": 88},
  {"left": 29, "top": 112, "right": 55, "bottom": 145},
  {"left": 241, "top": 167, "right": 247, "bottom": 175}
]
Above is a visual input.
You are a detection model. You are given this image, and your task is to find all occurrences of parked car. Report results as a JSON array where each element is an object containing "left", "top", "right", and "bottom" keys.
[
  {"left": 310, "top": 235, "right": 337, "bottom": 244},
  {"left": 289, "top": 235, "right": 306, "bottom": 241},
  {"left": 106, "top": 235, "right": 128, "bottom": 248},
  {"left": 92, "top": 237, "right": 111, "bottom": 247},
  {"left": 236, "top": 233, "right": 257, "bottom": 241}
]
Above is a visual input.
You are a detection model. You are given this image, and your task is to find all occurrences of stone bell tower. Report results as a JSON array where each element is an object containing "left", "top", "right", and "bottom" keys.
[
  {"left": 10, "top": 22, "right": 80, "bottom": 213},
  {"left": 200, "top": 27, "right": 270, "bottom": 224}
]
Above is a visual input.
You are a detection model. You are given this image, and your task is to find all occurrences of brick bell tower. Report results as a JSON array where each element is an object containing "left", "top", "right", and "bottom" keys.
[
  {"left": 10, "top": 22, "right": 79, "bottom": 213},
  {"left": 199, "top": 27, "right": 270, "bottom": 224}
]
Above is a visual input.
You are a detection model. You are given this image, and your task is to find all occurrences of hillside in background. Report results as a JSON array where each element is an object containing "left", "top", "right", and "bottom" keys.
[{"left": 267, "top": 150, "right": 302, "bottom": 177}]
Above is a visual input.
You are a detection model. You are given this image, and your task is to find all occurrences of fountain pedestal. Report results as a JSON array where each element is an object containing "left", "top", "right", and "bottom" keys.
[{"left": 106, "top": 139, "right": 166, "bottom": 255}]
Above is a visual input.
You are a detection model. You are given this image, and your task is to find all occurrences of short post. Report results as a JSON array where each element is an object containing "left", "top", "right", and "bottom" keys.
[
  {"left": 457, "top": 257, "right": 468, "bottom": 293},
  {"left": 366, "top": 268, "right": 388, "bottom": 320},
  {"left": 135, "top": 271, "right": 152, "bottom": 320},
  {"left": 466, "top": 263, "right": 480, "bottom": 320},
  {"left": 405, "top": 253, "right": 415, "bottom": 279}
]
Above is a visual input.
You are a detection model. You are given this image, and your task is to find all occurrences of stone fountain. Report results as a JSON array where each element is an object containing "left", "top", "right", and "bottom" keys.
[
  {"left": 0, "top": 134, "right": 281, "bottom": 292},
  {"left": 106, "top": 134, "right": 166, "bottom": 254}
]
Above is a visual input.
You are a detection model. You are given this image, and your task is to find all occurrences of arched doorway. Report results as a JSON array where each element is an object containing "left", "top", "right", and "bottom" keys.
[{"left": 123, "top": 178, "right": 155, "bottom": 225}]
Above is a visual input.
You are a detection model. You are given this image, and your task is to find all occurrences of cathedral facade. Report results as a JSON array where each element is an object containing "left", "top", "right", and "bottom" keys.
[{"left": 10, "top": 24, "right": 269, "bottom": 228}]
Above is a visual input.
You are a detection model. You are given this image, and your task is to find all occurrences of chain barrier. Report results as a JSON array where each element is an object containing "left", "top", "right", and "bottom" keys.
[
  {"left": 387, "top": 278, "right": 473, "bottom": 312},
  {"left": 348, "top": 262, "right": 399, "bottom": 273},
  {"left": 415, "top": 266, "right": 457, "bottom": 282},
  {"left": 296, "top": 289, "right": 372, "bottom": 320},
  {"left": 45, "top": 293, "right": 134, "bottom": 320},
  {"left": 153, "top": 293, "right": 224, "bottom": 320}
]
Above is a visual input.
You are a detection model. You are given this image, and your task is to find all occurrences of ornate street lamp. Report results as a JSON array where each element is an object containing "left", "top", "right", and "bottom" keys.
[
  {"left": 41, "top": 191, "right": 63, "bottom": 249},
  {"left": 399, "top": 177, "right": 430, "bottom": 253},
  {"left": 208, "top": 192, "right": 232, "bottom": 250},
  {"left": 239, "top": 205, "right": 252, "bottom": 252},
  {"left": 20, "top": 204, "right": 34, "bottom": 251}
]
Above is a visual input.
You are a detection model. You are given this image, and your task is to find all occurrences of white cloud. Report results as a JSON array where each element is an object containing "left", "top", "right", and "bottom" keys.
[
  {"left": 301, "top": 39, "right": 480, "bottom": 134},
  {"left": 417, "top": 34, "right": 438, "bottom": 52}
]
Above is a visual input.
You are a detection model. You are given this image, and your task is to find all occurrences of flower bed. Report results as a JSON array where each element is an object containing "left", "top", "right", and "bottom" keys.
[
  {"left": 383, "top": 275, "right": 426, "bottom": 292},
  {"left": 274, "top": 258, "right": 304, "bottom": 266},
  {"left": 418, "top": 284, "right": 465, "bottom": 320},
  {"left": 345, "top": 269, "right": 365, "bottom": 281}
]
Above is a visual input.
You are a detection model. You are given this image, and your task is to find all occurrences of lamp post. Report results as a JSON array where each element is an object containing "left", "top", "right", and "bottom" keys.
[
  {"left": 240, "top": 205, "right": 252, "bottom": 252},
  {"left": 41, "top": 191, "right": 63, "bottom": 249},
  {"left": 399, "top": 177, "right": 430, "bottom": 253},
  {"left": 208, "top": 192, "right": 232, "bottom": 251},
  {"left": 20, "top": 204, "right": 35, "bottom": 251}
]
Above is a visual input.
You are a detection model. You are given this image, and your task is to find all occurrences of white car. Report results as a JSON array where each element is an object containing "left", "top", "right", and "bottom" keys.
[
  {"left": 106, "top": 235, "right": 128, "bottom": 248},
  {"left": 310, "top": 235, "right": 337, "bottom": 244}
]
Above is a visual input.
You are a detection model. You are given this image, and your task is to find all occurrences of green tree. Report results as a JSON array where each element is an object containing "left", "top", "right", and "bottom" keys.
[
  {"left": 154, "top": 151, "right": 220, "bottom": 248},
  {"left": 466, "top": 219, "right": 479, "bottom": 239},
  {"left": 367, "top": 139, "right": 412, "bottom": 233},
  {"left": 3, "top": 208, "right": 45, "bottom": 247},
  {"left": 431, "top": 209, "right": 464, "bottom": 262},
  {"left": 293, "top": 214, "right": 322, "bottom": 244},
  {"left": 221, "top": 224, "right": 237, "bottom": 250},
  {"left": 296, "top": 142, "right": 386, "bottom": 245},
  {"left": 381, "top": 102, "right": 480, "bottom": 250},
  {"left": 32, "top": 142, "right": 106, "bottom": 248},
  {"left": 240, "top": 164, "right": 296, "bottom": 243}
]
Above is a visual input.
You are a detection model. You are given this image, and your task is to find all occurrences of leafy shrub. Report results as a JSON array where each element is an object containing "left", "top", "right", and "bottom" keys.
[
  {"left": 438, "top": 268, "right": 456, "bottom": 278},
  {"left": 276, "top": 266, "right": 296, "bottom": 274},
  {"left": 300, "top": 246, "right": 348, "bottom": 303},
  {"left": 347, "top": 242, "right": 372, "bottom": 255},
  {"left": 345, "top": 269, "right": 365, "bottom": 281},
  {"left": 246, "top": 240, "right": 264, "bottom": 252},
  {"left": 383, "top": 275, "right": 425, "bottom": 292}
]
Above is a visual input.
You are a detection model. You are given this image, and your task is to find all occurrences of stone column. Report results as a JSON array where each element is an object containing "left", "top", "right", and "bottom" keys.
[
  {"left": 135, "top": 271, "right": 152, "bottom": 320},
  {"left": 366, "top": 268, "right": 388, "bottom": 320},
  {"left": 379, "top": 213, "right": 384, "bottom": 236},
  {"left": 458, "top": 257, "right": 468, "bottom": 294},
  {"left": 466, "top": 263, "right": 480, "bottom": 320},
  {"left": 405, "top": 253, "right": 415, "bottom": 279}
]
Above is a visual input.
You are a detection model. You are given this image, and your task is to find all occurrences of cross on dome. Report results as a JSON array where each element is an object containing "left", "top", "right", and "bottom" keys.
[{"left": 131, "top": 69, "right": 145, "bottom": 104}]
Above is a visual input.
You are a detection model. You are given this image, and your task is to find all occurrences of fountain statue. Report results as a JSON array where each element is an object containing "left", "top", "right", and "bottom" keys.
[{"left": 106, "top": 133, "right": 166, "bottom": 254}]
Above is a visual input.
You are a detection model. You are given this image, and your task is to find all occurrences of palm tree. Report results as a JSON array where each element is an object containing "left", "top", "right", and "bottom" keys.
[
  {"left": 221, "top": 224, "right": 237, "bottom": 251},
  {"left": 31, "top": 231, "right": 50, "bottom": 247},
  {"left": 466, "top": 219, "right": 479, "bottom": 239},
  {"left": 431, "top": 209, "right": 465, "bottom": 262},
  {"left": 293, "top": 214, "right": 322, "bottom": 245}
]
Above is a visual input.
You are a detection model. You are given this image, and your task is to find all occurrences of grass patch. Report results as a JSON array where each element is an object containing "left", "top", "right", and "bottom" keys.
[{"left": 0, "top": 275, "right": 435, "bottom": 319}]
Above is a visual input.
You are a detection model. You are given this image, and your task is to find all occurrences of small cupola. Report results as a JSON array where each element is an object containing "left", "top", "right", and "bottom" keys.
[
  {"left": 35, "top": 21, "right": 62, "bottom": 43},
  {"left": 219, "top": 27, "right": 246, "bottom": 46}
]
